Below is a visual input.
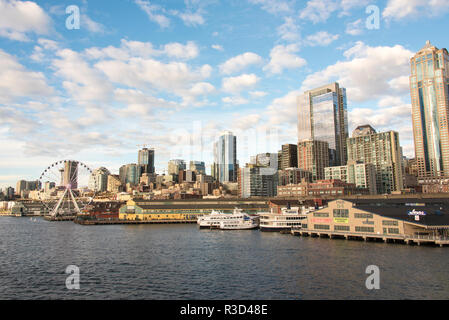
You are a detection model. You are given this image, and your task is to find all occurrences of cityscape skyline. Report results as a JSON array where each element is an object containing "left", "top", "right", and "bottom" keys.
[{"left": 1, "top": 1, "right": 449, "bottom": 189}]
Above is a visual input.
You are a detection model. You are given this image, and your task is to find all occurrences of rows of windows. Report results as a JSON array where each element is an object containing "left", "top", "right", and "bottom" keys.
[
  {"left": 333, "top": 209, "right": 349, "bottom": 218},
  {"left": 355, "top": 226, "right": 374, "bottom": 233},
  {"left": 334, "top": 225, "right": 350, "bottom": 231},
  {"left": 314, "top": 224, "right": 330, "bottom": 230},
  {"left": 313, "top": 212, "right": 329, "bottom": 217},
  {"left": 354, "top": 213, "right": 373, "bottom": 219},
  {"left": 382, "top": 220, "right": 398, "bottom": 226},
  {"left": 386, "top": 228, "right": 399, "bottom": 234}
]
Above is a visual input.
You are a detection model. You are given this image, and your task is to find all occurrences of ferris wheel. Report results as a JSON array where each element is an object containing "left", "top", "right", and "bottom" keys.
[{"left": 38, "top": 160, "right": 96, "bottom": 217}]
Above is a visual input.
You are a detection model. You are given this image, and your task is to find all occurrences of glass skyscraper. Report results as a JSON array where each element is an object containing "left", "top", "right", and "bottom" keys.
[
  {"left": 213, "top": 131, "right": 237, "bottom": 182},
  {"left": 410, "top": 41, "right": 449, "bottom": 178},
  {"left": 298, "top": 82, "right": 348, "bottom": 166},
  {"left": 138, "top": 148, "right": 155, "bottom": 174}
]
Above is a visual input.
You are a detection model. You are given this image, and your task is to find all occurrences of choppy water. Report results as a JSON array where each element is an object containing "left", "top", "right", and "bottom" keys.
[{"left": 0, "top": 217, "right": 448, "bottom": 300}]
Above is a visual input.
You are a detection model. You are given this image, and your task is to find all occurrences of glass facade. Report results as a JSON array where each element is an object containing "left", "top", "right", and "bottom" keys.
[
  {"left": 298, "top": 83, "right": 348, "bottom": 166},
  {"left": 214, "top": 131, "right": 237, "bottom": 182}
]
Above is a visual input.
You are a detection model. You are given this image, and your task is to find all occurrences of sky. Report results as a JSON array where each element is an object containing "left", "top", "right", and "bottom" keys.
[{"left": 1, "top": 0, "right": 449, "bottom": 189}]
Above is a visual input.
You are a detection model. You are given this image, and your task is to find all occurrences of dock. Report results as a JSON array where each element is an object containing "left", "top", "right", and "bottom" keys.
[{"left": 291, "top": 228, "right": 449, "bottom": 247}]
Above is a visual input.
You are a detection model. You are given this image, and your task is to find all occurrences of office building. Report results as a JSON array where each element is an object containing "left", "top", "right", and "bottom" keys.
[
  {"left": 168, "top": 159, "right": 186, "bottom": 176},
  {"left": 119, "top": 164, "right": 142, "bottom": 186},
  {"left": 325, "top": 161, "right": 377, "bottom": 195},
  {"left": 189, "top": 161, "right": 206, "bottom": 174},
  {"left": 63, "top": 161, "right": 78, "bottom": 189},
  {"left": 297, "top": 140, "right": 329, "bottom": 181},
  {"left": 238, "top": 165, "right": 278, "bottom": 198},
  {"left": 347, "top": 126, "right": 404, "bottom": 194},
  {"left": 138, "top": 148, "right": 155, "bottom": 174},
  {"left": 298, "top": 82, "right": 348, "bottom": 166},
  {"left": 410, "top": 41, "right": 449, "bottom": 178},
  {"left": 107, "top": 175, "right": 122, "bottom": 193},
  {"left": 214, "top": 131, "right": 238, "bottom": 182},
  {"left": 278, "top": 168, "right": 312, "bottom": 186},
  {"left": 279, "top": 144, "right": 298, "bottom": 170},
  {"left": 88, "top": 167, "right": 110, "bottom": 192}
]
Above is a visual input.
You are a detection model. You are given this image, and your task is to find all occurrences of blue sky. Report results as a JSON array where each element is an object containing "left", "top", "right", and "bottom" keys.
[{"left": 1, "top": 0, "right": 449, "bottom": 189}]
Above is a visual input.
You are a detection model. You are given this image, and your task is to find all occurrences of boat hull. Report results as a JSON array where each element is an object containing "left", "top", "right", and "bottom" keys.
[{"left": 260, "top": 226, "right": 292, "bottom": 232}]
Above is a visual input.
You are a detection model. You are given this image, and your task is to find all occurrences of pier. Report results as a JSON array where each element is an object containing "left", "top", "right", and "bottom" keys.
[
  {"left": 291, "top": 228, "right": 449, "bottom": 247},
  {"left": 74, "top": 219, "right": 197, "bottom": 225}
]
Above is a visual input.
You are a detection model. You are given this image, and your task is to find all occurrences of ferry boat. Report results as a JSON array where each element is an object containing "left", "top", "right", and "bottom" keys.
[
  {"left": 258, "top": 206, "right": 311, "bottom": 232},
  {"left": 197, "top": 208, "right": 259, "bottom": 230}
]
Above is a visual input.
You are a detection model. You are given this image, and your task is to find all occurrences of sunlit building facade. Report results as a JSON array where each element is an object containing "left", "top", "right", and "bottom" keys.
[
  {"left": 410, "top": 41, "right": 449, "bottom": 178},
  {"left": 298, "top": 82, "right": 348, "bottom": 166}
]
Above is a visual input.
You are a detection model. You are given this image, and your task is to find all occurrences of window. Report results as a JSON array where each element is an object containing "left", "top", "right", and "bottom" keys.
[
  {"left": 335, "top": 225, "right": 350, "bottom": 231},
  {"left": 314, "top": 224, "right": 330, "bottom": 230},
  {"left": 355, "top": 226, "right": 374, "bottom": 233},
  {"left": 388, "top": 228, "right": 399, "bottom": 234},
  {"left": 382, "top": 220, "right": 398, "bottom": 226},
  {"left": 333, "top": 209, "right": 349, "bottom": 218},
  {"left": 354, "top": 212, "right": 373, "bottom": 219},
  {"left": 313, "top": 212, "right": 329, "bottom": 217}
]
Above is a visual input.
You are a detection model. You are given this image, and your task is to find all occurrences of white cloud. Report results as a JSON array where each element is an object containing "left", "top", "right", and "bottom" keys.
[
  {"left": 305, "top": 31, "right": 339, "bottom": 47},
  {"left": 345, "top": 19, "right": 364, "bottom": 36},
  {"left": 211, "top": 44, "right": 224, "bottom": 51},
  {"left": 222, "top": 74, "right": 260, "bottom": 94},
  {"left": 301, "top": 41, "right": 413, "bottom": 102},
  {"left": 135, "top": 0, "right": 170, "bottom": 28},
  {"left": 0, "top": 49, "right": 53, "bottom": 103},
  {"left": 219, "top": 52, "right": 263, "bottom": 75},
  {"left": 222, "top": 96, "right": 249, "bottom": 105},
  {"left": 383, "top": 0, "right": 449, "bottom": 21},
  {"left": 0, "top": 0, "right": 52, "bottom": 41},
  {"left": 249, "top": 91, "right": 268, "bottom": 98},
  {"left": 277, "top": 17, "right": 301, "bottom": 42},
  {"left": 81, "top": 14, "right": 106, "bottom": 33},
  {"left": 163, "top": 41, "right": 199, "bottom": 60},
  {"left": 299, "top": 0, "right": 339, "bottom": 24},
  {"left": 248, "top": 0, "right": 293, "bottom": 15},
  {"left": 175, "top": 10, "right": 205, "bottom": 26},
  {"left": 264, "top": 44, "right": 306, "bottom": 74}
]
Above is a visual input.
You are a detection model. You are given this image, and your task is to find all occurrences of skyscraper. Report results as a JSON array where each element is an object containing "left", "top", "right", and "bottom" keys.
[
  {"left": 297, "top": 140, "right": 329, "bottom": 181},
  {"left": 63, "top": 161, "right": 78, "bottom": 189},
  {"left": 189, "top": 161, "right": 206, "bottom": 174},
  {"left": 213, "top": 131, "right": 237, "bottom": 183},
  {"left": 279, "top": 144, "right": 298, "bottom": 170},
  {"left": 168, "top": 159, "right": 186, "bottom": 175},
  {"left": 298, "top": 82, "right": 348, "bottom": 166},
  {"left": 138, "top": 148, "right": 155, "bottom": 174},
  {"left": 410, "top": 41, "right": 449, "bottom": 178},
  {"left": 347, "top": 126, "right": 403, "bottom": 194}
]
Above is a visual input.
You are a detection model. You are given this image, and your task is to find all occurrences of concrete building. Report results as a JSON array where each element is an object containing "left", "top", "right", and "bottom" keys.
[
  {"left": 347, "top": 126, "right": 404, "bottom": 194},
  {"left": 277, "top": 179, "right": 369, "bottom": 198},
  {"left": 325, "top": 161, "right": 377, "bottom": 195},
  {"left": 298, "top": 82, "right": 348, "bottom": 166},
  {"left": 410, "top": 41, "right": 449, "bottom": 179},
  {"left": 107, "top": 175, "right": 122, "bottom": 193},
  {"left": 89, "top": 167, "right": 110, "bottom": 192},
  {"left": 189, "top": 161, "right": 206, "bottom": 174},
  {"left": 63, "top": 161, "right": 78, "bottom": 189},
  {"left": 278, "top": 168, "right": 312, "bottom": 186},
  {"left": 279, "top": 144, "right": 298, "bottom": 170},
  {"left": 297, "top": 140, "right": 329, "bottom": 181},
  {"left": 168, "top": 159, "right": 186, "bottom": 176},
  {"left": 138, "top": 147, "right": 155, "bottom": 174},
  {"left": 238, "top": 165, "right": 278, "bottom": 198},
  {"left": 214, "top": 131, "right": 238, "bottom": 183},
  {"left": 250, "top": 153, "right": 278, "bottom": 170}
]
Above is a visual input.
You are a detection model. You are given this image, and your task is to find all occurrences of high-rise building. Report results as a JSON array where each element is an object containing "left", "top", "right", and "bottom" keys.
[
  {"left": 189, "top": 161, "right": 206, "bottom": 174},
  {"left": 250, "top": 153, "right": 278, "bottom": 170},
  {"left": 298, "top": 82, "right": 348, "bottom": 166},
  {"left": 88, "top": 167, "right": 110, "bottom": 192},
  {"left": 297, "top": 140, "right": 329, "bottom": 181},
  {"left": 16, "top": 180, "right": 26, "bottom": 195},
  {"left": 138, "top": 148, "right": 155, "bottom": 174},
  {"left": 278, "top": 168, "right": 312, "bottom": 186},
  {"left": 168, "top": 159, "right": 186, "bottom": 175},
  {"left": 279, "top": 144, "right": 298, "bottom": 170},
  {"left": 347, "top": 126, "right": 404, "bottom": 194},
  {"left": 410, "top": 41, "right": 449, "bottom": 178},
  {"left": 214, "top": 131, "right": 238, "bottom": 183},
  {"left": 324, "top": 161, "right": 377, "bottom": 195},
  {"left": 107, "top": 175, "right": 122, "bottom": 193},
  {"left": 63, "top": 161, "right": 78, "bottom": 189},
  {"left": 238, "top": 165, "right": 278, "bottom": 198},
  {"left": 119, "top": 164, "right": 142, "bottom": 186}
]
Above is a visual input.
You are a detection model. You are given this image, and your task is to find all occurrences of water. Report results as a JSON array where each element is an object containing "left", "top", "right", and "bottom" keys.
[{"left": 0, "top": 217, "right": 448, "bottom": 300}]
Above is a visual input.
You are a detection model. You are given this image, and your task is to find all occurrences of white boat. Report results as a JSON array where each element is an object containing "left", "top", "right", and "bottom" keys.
[
  {"left": 197, "top": 208, "right": 259, "bottom": 230},
  {"left": 258, "top": 206, "right": 311, "bottom": 232}
]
